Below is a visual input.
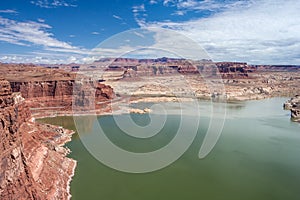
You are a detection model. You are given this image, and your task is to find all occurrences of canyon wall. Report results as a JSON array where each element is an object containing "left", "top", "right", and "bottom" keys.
[
  {"left": 0, "top": 79, "right": 38, "bottom": 199},
  {"left": 0, "top": 64, "right": 115, "bottom": 117},
  {"left": 0, "top": 79, "right": 76, "bottom": 199},
  {"left": 95, "top": 59, "right": 299, "bottom": 101},
  {"left": 9, "top": 80, "right": 114, "bottom": 117},
  {"left": 0, "top": 64, "right": 115, "bottom": 199},
  {"left": 104, "top": 59, "right": 253, "bottom": 79}
]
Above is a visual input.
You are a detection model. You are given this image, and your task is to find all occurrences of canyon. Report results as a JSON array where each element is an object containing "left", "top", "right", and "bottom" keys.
[
  {"left": 37, "top": 58, "right": 300, "bottom": 104},
  {"left": 1, "top": 59, "right": 300, "bottom": 113},
  {"left": 0, "top": 58, "right": 299, "bottom": 199},
  {"left": 74, "top": 58, "right": 300, "bottom": 102},
  {"left": 2, "top": 64, "right": 114, "bottom": 118},
  {"left": 0, "top": 78, "right": 75, "bottom": 199},
  {"left": 0, "top": 64, "right": 115, "bottom": 200}
]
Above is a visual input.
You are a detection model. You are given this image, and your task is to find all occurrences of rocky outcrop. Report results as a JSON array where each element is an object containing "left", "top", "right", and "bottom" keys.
[
  {"left": 284, "top": 95, "right": 300, "bottom": 122},
  {"left": 104, "top": 59, "right": 253, "bottom": 78},
  {"left": 2, "top": 60, "right": 300, "bottom": 105},
  {"left": 255, "top": 65, "right": 300, "bottom": 72},
  {"left": 129, "top": 108, "right": 151, "bottom": 114},
  {"left": 0, "top": 79, "right": 76, "bottom": 199},
  {"left": 19, "top": 58, "right": 299, "bottom": 102},
  {"left": 0, "top": 63, "right": 115, "bottom": 117},
  {"left": 215, "top": 62, "right": 254, "bottom": 79},
  {"left": 9, "top": 80, "right": 114, "bottom": 117}
]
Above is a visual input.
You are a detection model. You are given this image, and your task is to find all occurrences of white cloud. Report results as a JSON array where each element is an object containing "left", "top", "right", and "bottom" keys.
[
  {"left": 140, "top": 0, "right": 300, "bottom": 64},
  {"left": 0, "top": 9, "right": 18, "bottom": 14},
  {"left": 172, "top": 10, "right": 185, "bottom": 16},
  {"left": 30, "top": 0, "right": 77, "bottom": 8},
  {"left": 90, "top": 45, "right": 176, "bottom": 60},
  {"left": 37, "top": 18, "right": 45, "bottom": 23},
  {"left": 163, "top": 0, "right": 252, "bottom": 11},
  {"left": 113, "top": 15, "right": 122, "bottom": 20},
  {"left": 0, "top": 53, "right": 77, "bottom": 64},
  {"left": 0, "top": 34, "right": 27, "bottom": 46},
  {"left": 91, "top": 31, "right": 100, "bottom": 35},
  {"left": 0, "top": 17, "right": 81, "bottom": 51},
  {"left": 132, "top": 4, "right": 146, "bottom": 13},
  {"left": 163, "top": 0, "right": 176, "bottom": 6},
  {"left": 149, "top": 0, "right": 158, "bottom": 5},
  {"left": 135, "top": 18, "right": 147, "bottom": 28},
  {"left": 86, "top": 28, "right": 209, "bottom": 61},
  {"left": 91, "top": 45, "right": 137, "bottom": 59},
  {"left": 0, "top": 49, "right": 91, "bottom": 64},
  {"left": 133, "top": 31, "right": 145, "bottom": 38},
  {"left": 0, "top": 27, "right": 209, "bottom": 64},
  {"left": 177, "top": 0, "right": 198, "bottom": 9},
  {"left": 148, "top": 28, "right": 209, "bottom": 60},
  {"left": 44, "top": 47, "right": 86, "bottom": 54},
  {"left": 132, "top": 4, "right": 147, "bottom": 27}
]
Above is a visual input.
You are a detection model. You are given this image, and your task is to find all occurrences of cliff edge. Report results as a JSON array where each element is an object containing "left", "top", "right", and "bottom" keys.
[
  {"left": 0, "top": 64, "right": 115, "bottom": 118},
  {"left": 0, "top": 78, "right": 76, "bottom": 199}
]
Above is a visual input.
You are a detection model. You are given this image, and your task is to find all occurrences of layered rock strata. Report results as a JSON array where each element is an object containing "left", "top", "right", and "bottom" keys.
[
  {"left": 10, "top": 80, "right": 114, "bottom": 117},
  {"left": 50, "top": 58, "right": 299, "bottom": 102},
  {"left": 0, "top": 79, "right": 76, "bottom": 200},
  {"left": 0, "top": 64, "right": 115, "bottom": 118}
]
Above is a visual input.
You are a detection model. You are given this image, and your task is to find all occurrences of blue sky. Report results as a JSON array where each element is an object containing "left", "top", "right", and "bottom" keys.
[{"left": 0, "top": 0, "right": 299, "bottom": 64}]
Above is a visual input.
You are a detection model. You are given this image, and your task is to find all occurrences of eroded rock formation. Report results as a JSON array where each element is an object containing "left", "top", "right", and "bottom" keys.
[
  {"left": 61, "top": 58, "right": 299, "bottom": 102},
  {"left": 1, "top": 64, "right": 115, "bottom": 117},
  {"left": 0, "top": 79, "right": 76, "bottom": 199},
  {"left": 284, "top": 95, "right": 300, "bottom": 122},
  {"left": 10, "top": 80, "right": 114, "bottom": 117},
  {"left": 20, "top": 58, "right": 299, "bottom": 102},
  {"left": 104, "top": 59, "right": 253, "bottom": 79}
]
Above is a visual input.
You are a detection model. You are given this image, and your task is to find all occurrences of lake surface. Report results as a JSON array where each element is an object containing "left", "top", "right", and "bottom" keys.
[{"left": 40, "top": 98, "right": 300, "bottom": 200}]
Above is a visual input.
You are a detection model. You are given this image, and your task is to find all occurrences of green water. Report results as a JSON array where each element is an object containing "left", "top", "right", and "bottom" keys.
[{"left": 39, "top": 98, "right": 300, "bottom": 200}]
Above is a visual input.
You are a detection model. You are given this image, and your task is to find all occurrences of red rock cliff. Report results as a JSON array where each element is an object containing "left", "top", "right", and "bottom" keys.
[
  {"left": 101, "top": 58, "right": 253, "bottom": 78},
  {"left": 9, "top": 80, "right": 114, "bottom": 117},
  {"left": 0, "top": 79, "right": 76, "bottom": 199},
  {"left": 0, "top": 64, "right": 115, "bottom": 117}
]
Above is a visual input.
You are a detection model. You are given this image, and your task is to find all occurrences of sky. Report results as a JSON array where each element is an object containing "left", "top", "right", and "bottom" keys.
[{"left": 0, "top": 0, "right": 299, "bottom": 64}]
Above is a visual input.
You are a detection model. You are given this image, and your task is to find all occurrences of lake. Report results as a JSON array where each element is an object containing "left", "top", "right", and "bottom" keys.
[{"left": 39, "top": 98, "right": 300, "bottom": 200}]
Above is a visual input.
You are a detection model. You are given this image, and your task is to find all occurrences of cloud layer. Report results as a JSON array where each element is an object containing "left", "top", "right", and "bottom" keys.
[
  {"left": 1, "top": 0, "right": 299, "bottom": 64},
  {"left": 30, "top": 0, "right": 77, "bottom": 8},
  {"left": 0, "top": 9, "right": 18, "bottom": 14},
  {"left": 0, "top": 16, "right": 81, "bottom": 50},
  {"left": 141, "top": 0, "right": 300, "bottom": 64},
  {"left": 0, "top": 16, "right": 87, "bottom": 63}
]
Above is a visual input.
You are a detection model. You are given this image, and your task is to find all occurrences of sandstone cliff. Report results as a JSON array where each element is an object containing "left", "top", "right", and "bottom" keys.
[
  {"left": 104, "top": 59, "right": 252, "bottom": 79},
  {"left": 1, "top": 64, "right": 115, "bottom": 117},
  {"left": 10, "top": 80, "right": 114, "bottom": 117},
  {"left": 22, "top": 59, "right": 300, "bottom": 102},
  {"left": 0, "top": 79, "right": 76, "bottom": 199}
]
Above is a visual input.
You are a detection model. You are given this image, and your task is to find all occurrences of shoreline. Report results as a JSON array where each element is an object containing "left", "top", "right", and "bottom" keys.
[
  {"left": 34, "top": 95, "right": 292, "bottom": 120},
  {"left": 67, "top": 159, "right": 77, "bottom": 200},
  {"left": 36, "top": 95, "right": 295, "bottom": 199},
  {"left": 30, "top": 121, "right": 78, "bottom": 200}
]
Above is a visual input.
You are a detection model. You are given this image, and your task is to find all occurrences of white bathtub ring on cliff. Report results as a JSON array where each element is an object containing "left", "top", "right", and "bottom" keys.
[{"left": 72, "top": 27, "right": 227, "bottom": 173}]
